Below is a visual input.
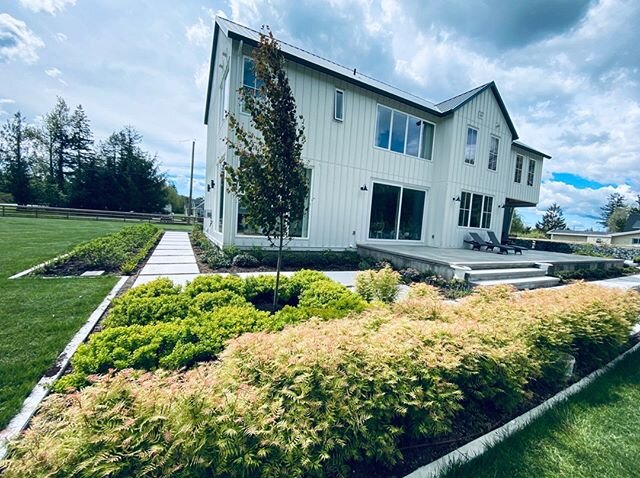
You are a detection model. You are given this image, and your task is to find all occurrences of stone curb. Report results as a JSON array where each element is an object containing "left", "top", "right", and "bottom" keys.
[
  {"left": 7, "top": 253, "right": 68, "bottom": 279},
  {"left": 0, "top": 276, "right": 128, "bottom": 460},
  {"left": 403, "top": 339, "right": 640, "bottom": 478}
]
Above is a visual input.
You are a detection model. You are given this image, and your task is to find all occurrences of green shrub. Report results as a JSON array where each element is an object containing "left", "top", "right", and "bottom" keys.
[
  {"left": 286, "top": 269, "right": 332, "bottom": 297},
  {"left": 183, "top": 274, "right": 245, "bottom": 298},
  {"left": 188, "top": 290, "right": 248, "bottom": 315},
  {"left": 222, "top": 245, "right": 241, "bottom": 261},
  {"left": 298, "top": 279, "right": 367, "bottom": 312},
  {"left": 634, "top": 256, "right": 640, "bottom": 264},
  {"left": 355, "top": 266, "right": 401, "bottom": 303},
  {"left": 556, "top": 266, "right": 625, "bottom": 282},
  {"left": 104, "top": 293, "right": 191, "bottom": 328},
  {"left": 243, "top": 274, "right": 293, "bottom": 304},
  {"left": 123, "top": 277, "right": 182, "bottom": 298},
  {"left": 231, "top": 253, "right": 260, "bottom": 268}
]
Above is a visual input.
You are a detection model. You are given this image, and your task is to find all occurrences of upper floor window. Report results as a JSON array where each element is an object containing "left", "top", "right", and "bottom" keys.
[
  {"left": 488, "top": 136, "right": 499, "bottom": 171},
  {"left": 375, "top": 105, "right": 435, "bottom": 160},
  {"left": 527, "top": 158, "right": 536, "bottom": 186},
  {"left": 241, "top": 56, "right": 263, "bottom": 113},
  {"left": 514, "top": 155, "right": 524, "bottom": 183},
  {"left": 334, "top": 89, "right": 344, "bottom": 121},
  {"left": 465, "top": 127, "right": 477, "bottom": 165},
  {"left": 458, "top": 191, "right": 493, "bottom": 229}
]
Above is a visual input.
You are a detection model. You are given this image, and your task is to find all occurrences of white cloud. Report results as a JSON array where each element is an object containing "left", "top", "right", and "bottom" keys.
[
  {"left": 55, "top": 32, "right": 67, "bottom": 43},
  {"left": 0, "top": 98, "right": 16, "bottom": 104},
  {"left": 186, "top": 17, "right": 212, "bottom": 47},
  {"left": 19, "top": 0, "right": 76, "bottom": 15},
  {"left": 0, "top": 13, "right": 45, "bottom": 64},
  {"left": 194, "top": 62, "right": 209, "bottom": 90},
  {"left": 45, "top": 67, "right": 62, "bottom": 78}
]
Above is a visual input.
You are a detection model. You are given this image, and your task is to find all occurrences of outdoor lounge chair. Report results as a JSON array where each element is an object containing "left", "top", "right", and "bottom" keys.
[
  {"left": 466, "top": 232, "right": 510, "bottom": 254},
  {"left": 487, "top": 231, "right": 525, "bottom": 255}
]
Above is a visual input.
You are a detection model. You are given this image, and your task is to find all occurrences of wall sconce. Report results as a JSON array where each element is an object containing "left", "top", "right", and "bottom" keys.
[
  {"left": 497, "top": 204, "right": 504, "bottom": 208},
  {"left": 210, "top": 180, "right": 215, "bottom": 188},
  {"left": 452, "top": 196, "right": 461, "bottom": 202},
  {"left": 360, "top": 184, "right": 368, "bottom": 191},
  {"left": 207, "top": 185, "right": 211, "bottom": 192}
]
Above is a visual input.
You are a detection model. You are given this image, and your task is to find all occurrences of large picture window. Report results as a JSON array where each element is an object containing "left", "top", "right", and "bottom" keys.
[
  {"left": 465, "top": 127, "right": 477, "bottom": 164},
  {"left": 514, "top": 155, "right": 524, "bottom": 183},
  {"left": 368, "top": 183, "right": 426, "bottom": 240},
  {"left": 527, "top": 158, "right": 536, "bottom": 186},
  {"left": 237, "top": 169, "right": 312, "bottom": 237},
  {"left": 458, "top": 192, "right": 493, "bottom": 229},
  {"left": 374, "top": 105, "right": 435, "bottom": 160}
]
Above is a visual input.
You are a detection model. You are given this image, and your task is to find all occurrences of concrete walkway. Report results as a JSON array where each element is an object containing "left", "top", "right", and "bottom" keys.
[
  {"left": 134, "top": 231, "right": 199, "bottom": 287},
  {"left": 590, "top": 273, "right": 640, "bottom": 290}
]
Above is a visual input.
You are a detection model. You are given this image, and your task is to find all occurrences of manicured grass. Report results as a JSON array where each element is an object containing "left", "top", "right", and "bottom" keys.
[
  {"left": 0, "top": 217, "right": 144, "bottom": 428},
  {"left": 442, "top": 347, "right": 640, "bottom": 478}
]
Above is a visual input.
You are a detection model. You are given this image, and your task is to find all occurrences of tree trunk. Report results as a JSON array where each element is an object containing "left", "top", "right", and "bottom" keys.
[{"left": 273, "top": 214, "right": 284, "bottom": 311}]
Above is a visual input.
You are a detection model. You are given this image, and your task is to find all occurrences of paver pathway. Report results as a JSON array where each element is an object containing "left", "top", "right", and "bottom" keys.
[{"left": 134, "top": 231, "right": 200, "bottom": 287}]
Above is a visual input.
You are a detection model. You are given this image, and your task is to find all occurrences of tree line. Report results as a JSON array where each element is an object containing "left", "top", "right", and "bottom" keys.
[{"left": 0, "top": 97, "right": 186, "bottom": 213}]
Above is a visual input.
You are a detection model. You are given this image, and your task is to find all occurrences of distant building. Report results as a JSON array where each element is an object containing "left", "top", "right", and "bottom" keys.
[{"left": 549, "top": 229, "right": 640, "bottom": 246}]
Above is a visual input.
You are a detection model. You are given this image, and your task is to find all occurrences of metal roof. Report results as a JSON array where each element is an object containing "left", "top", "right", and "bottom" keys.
[
  {"left": 513, "top": 140, "right": 551, "bottom": 159},
  {"left": 205, "top": 17, "right": 556, "bottom": 154}
]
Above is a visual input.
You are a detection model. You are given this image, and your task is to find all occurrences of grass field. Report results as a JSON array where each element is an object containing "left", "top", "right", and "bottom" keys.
[
  {"left": 442, "top": 347, "right": 640, "bottom": 478},
  {"left": 0, "top": 217, "right": 189, "bottom": 429}
]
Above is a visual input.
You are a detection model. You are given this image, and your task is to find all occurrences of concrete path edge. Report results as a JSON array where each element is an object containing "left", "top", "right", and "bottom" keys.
[
  {"left": 0, "top": 275, "right": 129, "bottom": 460},
  {"left": 8, "top": 253, "right": 69, "bottom": 280}
]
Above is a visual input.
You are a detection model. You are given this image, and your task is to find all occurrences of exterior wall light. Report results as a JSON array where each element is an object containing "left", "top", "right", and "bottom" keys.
[
  {"left": 360, "top": 185, "right": 368, "bottom": 191},
  {"left": 452, "top": 196, "right": 461, "bottom": 202}
]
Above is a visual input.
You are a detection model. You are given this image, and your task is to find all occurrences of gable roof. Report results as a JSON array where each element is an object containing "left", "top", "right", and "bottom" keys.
[
  {"left": 513, "top": 140, "right": 552, "bottom": 159},
  {"left": 204, "top": 17, "right": 528, "bottom": 144},
  {"left": 624, "top": 212, "right": 640, "bottom": 232}
]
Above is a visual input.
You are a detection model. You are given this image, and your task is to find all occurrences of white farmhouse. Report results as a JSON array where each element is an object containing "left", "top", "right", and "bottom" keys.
[{"left": 202, "top": 17, "right": 550, "bottom": 252}]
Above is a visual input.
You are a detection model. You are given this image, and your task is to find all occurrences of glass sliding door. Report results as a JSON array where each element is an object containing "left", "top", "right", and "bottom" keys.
[{"left": 368, "top": 182, "right": 426, "bottom": 241}]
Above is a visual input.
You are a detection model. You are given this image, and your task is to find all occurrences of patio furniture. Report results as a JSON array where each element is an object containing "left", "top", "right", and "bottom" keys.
[
  {"left": 487, "top": 231, "right": 525, "bottom": 255},
  {"left": 469, "top": 232, "right": 511, "bottom": 254}
]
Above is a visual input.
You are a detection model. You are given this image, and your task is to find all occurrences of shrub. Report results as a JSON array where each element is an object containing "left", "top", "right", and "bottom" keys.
[
  {"left": 104, "top": 293, "right": 191, "bottom": 328},
  {"left": 399, "top": 267, "right": 422, "bottom": 284},
  {"left": 243, "top": 274, "right": 293, "bottom": 305},
  {"left": 188, "top": 290, "right": 248, "bottom": 315},
  {"left": 299, "top": 279, "right": 367, "bottom": 312},
  {"left": 634, "top": 256, "right": 640, "bottom": 264},
  {"left": 355, "top": 266, "right": 401, "bottom": 303},
  {"left": 222, "top": 245, "right": 241, "bottom": 261},
  {"left": 122, "top": 277, "right": 182, "bottom": 299},
  {"left": 231, "top": 253, "right": 260, "bottom": 268},
  {"left": 202, "top": 247, "right": 231, "bottom": 268},
  {"left": 286, "top": 269, "right": 332, "bottom": 298},
  {"left": 183, "top": 274, "right": 245, "bottom": 298},
  {"left": 5, "top": 284, "right": 639, "bottom": 477}
]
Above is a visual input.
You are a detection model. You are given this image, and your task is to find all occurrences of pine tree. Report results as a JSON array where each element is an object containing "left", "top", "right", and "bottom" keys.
[
  {"left": 536, "top": 202, "right": 567, "bottom": 233},
  {"left": 69, "top": 105, "right": 94, "bottom": 170},
  {"left": 599, "top": 193, "right": 626, "bottom": 227},
  {"left": 0, "top": 112, "right": 33, "bottom": 204},
  {"left": 225, "top": 28, "right": 307, "bottom": 309}
]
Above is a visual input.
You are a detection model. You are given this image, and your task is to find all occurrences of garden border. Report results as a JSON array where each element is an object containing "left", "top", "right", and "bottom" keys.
[
  {"left": 7, "top": 253, "right": 69, "bottom": 279},
  {"left": 403, "top": 338, "right": 640, "bottom": 478},
  {"left": 0, "top": 276, "right": 128, "bottom": 460}
]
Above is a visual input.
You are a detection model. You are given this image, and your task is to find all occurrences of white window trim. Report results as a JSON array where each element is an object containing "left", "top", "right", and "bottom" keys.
[
  {"left": 373, "top": 103, "right": 436, "bottom": 161},
  {"left": 240, "top": 55, "right": 259, "bottom": 117},
  {"left": 457, "top": 191, "right": 494, "bottom": 229},
  {"left": 464, "top": 126, "right": 478, "bottom": 166},
  {"left": 334, "top": 88, "right": 344, "bottom": 122},
  {"left": 527, "top": 158, "right": 536, "bottom": 186},
  {"left": 488, "top": 135, "right": 499, "bottom": 172},
  {"left": 514, "top": 154, "right": 524, "bottom": 183},
  {"left": 234, "top": 166, "right": 314, "bottom": 240},
  {"left": 366, "top": 179, "right": 429, "bottom": 243}
]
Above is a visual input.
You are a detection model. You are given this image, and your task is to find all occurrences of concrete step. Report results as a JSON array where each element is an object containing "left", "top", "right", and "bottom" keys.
[
  {"left": 470, "top": 276, "right": 561, "bottom": 290},
  {"left": 463, "top": 261, "right": 537, "bottom": 270},
  {"left": 466, "top": 267, "right": 546, "bottom": 281}
]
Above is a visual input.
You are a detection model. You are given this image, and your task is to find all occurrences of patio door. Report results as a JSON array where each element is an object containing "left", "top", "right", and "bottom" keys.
[{"left": 368, "top": 182, "right": 426, "bottom": 240}]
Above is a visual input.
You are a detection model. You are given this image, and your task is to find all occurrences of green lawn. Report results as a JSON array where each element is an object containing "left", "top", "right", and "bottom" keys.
[
  {"left": 442, "top": 347, "right": 640, "bottom": 478},
  {"left": 0, "top": 217, "right": 187, "bottom": 429}
]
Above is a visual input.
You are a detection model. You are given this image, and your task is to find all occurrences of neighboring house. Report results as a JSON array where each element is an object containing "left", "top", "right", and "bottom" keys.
[
  {"left": 549, "top": 229, "right": 640, "bottom": 246},
  {"left": 202, "top": 17, "right": 550, "bottom": 250}
]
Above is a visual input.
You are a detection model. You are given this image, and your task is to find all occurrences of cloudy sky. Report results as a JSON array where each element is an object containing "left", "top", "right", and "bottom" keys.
[{"left": 1, "top": 0, "right": 639, "bottom": 229}]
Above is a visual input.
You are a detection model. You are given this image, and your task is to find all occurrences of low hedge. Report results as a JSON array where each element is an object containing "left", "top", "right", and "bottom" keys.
[
  {"left": 5, "top": 283, "right": 638, "bottom": 477},
  {"left": 56, "top": 271, "right": 364, "bottom": 390},
  {"left": 41, "top": 223, "right": 161, "bottom": 274}
]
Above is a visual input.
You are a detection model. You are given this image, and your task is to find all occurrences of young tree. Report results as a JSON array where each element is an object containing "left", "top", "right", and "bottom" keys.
[
  {"left": 536, "top": 202, "right": 567, "bottom": 233},
  {"left": 607, "top": 206, "right": 630, "bottom": 232},
  {"left": 0, "top": 112, "right": 33, "bottom": 204},
  {"left": 509, "top": 209, "right": 527, "bottom": 235},
  {"left": 599, "top": 192, "right": 626, "bottom": 227},
  {"left": 225, "top": 28, "right": 307, "bottom": 309}
]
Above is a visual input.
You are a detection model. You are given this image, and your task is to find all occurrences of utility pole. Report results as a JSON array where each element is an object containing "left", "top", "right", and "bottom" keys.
[{"left": 187, "top": 139, "right": 195, "bottom": 223}]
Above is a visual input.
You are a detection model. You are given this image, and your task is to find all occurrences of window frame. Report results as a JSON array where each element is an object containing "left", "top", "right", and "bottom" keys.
[
  {"left": 527, "top": 158, "right": 536, "bottom": 186},
  {"left": 464, "top": 126, "right": 478, "bottom": 165},
  {"left": 240, "top": 55, "right": 263, "bottom": 115},
  {"left": 514, "top": 154, "right": 524, "bottom": 183},
  {"left": 367, "top": 180, "right": 428, "bottom": 242},
  {"left": 457, "top": 191, "right": 494, "bottom": 229},
  {"left": 632, "top": 238, "right": 640, "bottom": 245},
  {"left": 373, "top": 103, "right": 436, "bottom": 161},
  {"left": 488, "top": 135, "right": 499, "bottom": 171},
  {"left": 334, "top": 88, "right": 344, "bottom": 121}
]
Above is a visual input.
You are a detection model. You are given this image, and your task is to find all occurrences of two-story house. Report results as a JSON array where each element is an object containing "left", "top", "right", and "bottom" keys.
[{"left": 202, "top": 17, "right": 550, "bottom": 251}]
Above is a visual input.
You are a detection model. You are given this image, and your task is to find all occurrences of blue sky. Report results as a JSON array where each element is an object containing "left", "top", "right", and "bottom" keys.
[{"left": 1, "top": 0, "right": 639, "bottom": 229}]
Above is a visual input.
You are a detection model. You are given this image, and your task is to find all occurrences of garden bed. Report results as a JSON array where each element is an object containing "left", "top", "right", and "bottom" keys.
[
  {"left": 38, "top": 224, "right": 161, "bottom": 276},
  {"left": 2, "top": 279, "right": 639, "bottom": 477}
]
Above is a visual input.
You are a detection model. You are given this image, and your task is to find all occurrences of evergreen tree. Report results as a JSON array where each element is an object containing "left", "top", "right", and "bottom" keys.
[
  {"left": 43, "top": 97, "right": 72, "bottom": 195},
  {"left": 599, "top": 192, "right": 626, "bottom": 227},
  {"left": 536, "top": 202, "right": 567, "bottom": 233},
  {"left": 0, "top": 112, "right": 33, "bottom": 204},
  {"left": 225, "top": 28, "right": 307, "bottom": 309},
  {"left": 69, "top": 105, "right": 94, "bottom": 170},
  {"left": 631, "top": 194, "right": 640, "bottom": 214},
  {"left": 607, "top": 207, "right": 630, "bottom": 233}
]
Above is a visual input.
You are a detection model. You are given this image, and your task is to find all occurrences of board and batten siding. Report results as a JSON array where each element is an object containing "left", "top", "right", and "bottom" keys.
[{"left": 204, "top": 33, "right": 546, "bottom": 250}]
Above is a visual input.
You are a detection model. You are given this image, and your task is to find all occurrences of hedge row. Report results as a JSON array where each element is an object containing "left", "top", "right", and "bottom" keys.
[
  {"left": 55, "top": 272, "right": 367, "bottom": 390},
  {"left": 4, "top": 283, "right": 639, "bottom": 477},
  {"left": 41, "top": 223, "right": 161, "bottom": 274}
]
